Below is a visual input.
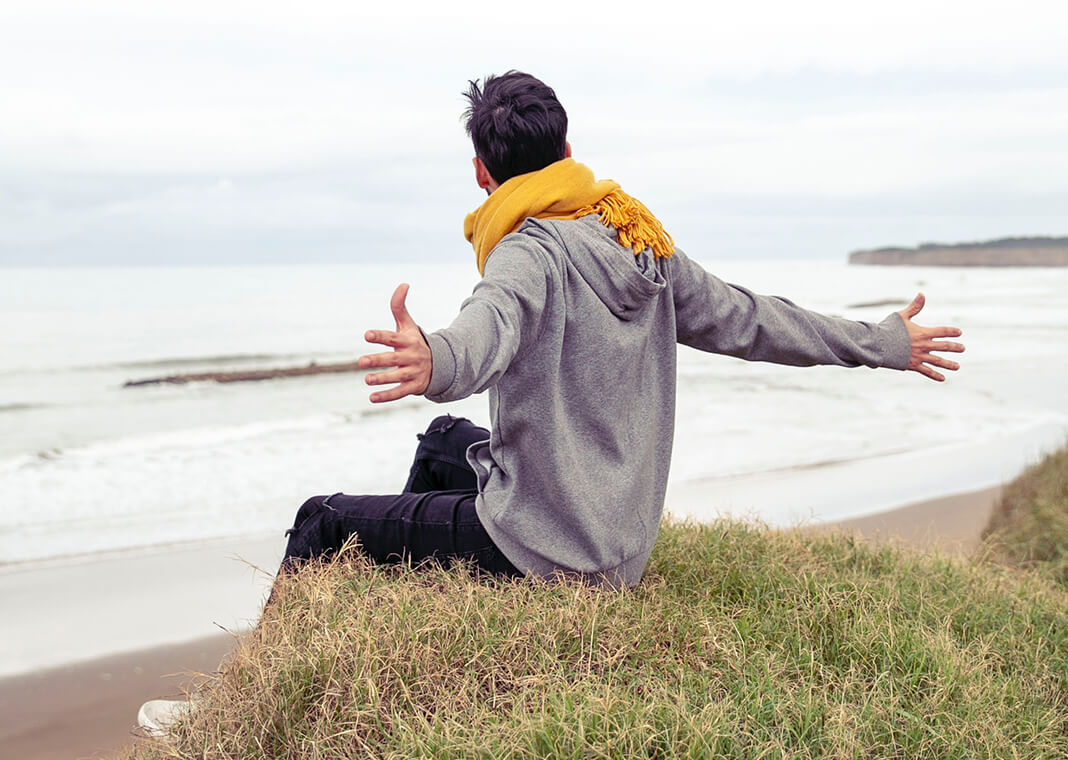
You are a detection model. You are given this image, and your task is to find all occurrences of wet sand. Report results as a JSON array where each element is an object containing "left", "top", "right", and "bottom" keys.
[
  {"left": 809, "top": 484, "right": 1003, "bottom": 555},
  {"left": 0, "top": 634, "right": 236, "bottom": 760}
]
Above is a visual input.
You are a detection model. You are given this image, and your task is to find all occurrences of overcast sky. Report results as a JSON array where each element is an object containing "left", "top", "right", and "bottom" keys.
[{"left": 2, "top": 0, "right": 1067, "bottom": 266}]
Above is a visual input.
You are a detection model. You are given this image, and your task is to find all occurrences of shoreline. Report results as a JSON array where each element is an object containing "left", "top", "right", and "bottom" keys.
[
  {"left": 0, "top": 482, "right": 1007, "bottom": 760},
  {"left": 0, "top": 533, "right": 282, "bottom": 680},
  {"left": 807, "top": 484, "right": 1002, "bottom": 555},
  {"left": 0, "top": 634, "right": 237, "bottom": 760}
]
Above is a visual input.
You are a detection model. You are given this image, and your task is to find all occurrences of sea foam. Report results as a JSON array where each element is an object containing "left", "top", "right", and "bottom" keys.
[{"left": 2, "top": 261, "right": 1066, "bottom": 563}]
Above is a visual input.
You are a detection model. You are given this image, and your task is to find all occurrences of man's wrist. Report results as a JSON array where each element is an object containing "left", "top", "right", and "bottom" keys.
[
  {"left": 880, "top": 312, "right": 912, "bottom": 371},
  {"left": 423, "top": 331, "right": 455, "bottom": 398}
]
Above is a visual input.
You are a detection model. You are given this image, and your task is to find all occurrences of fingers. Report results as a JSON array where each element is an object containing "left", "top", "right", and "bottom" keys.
[
  {"left": 922, "top": 354, "right": 961, "bottom": 372},
  {"left": 390, "top": 283, "right": 416, "bottom": 331},
  {"left": 358, "top": 349, "right": 402, "bottom": 369},
  {"left": 918, "top": 337, "right": 965, "bottom": 353},
  {"left": 362, "top": 329, "right": 413, "bottom": 350},
  {"left": 358, "top": 327, "right": 431, "bottom": 400},
  {"left": 360, "top": 283, "right": 431, "bottom": 403},
  {"left": 900, "top": 292, "right": 925, "bottom": 319},
  {"left": 363, "top": 284, "right": 416, "bottom": 346},
  {"left": 922, "top": 326, "right": 963, "bottom": 340},
  {"left": 360, "top": 352, "right": 429, "bottom": 399},
  {"left": 909, "top": 351, "right": 961, "bottom": 382},
  {"left": 359, "top": 355, "right": 425, "bottom": 400},
  {"left": 369, "top": 380, "right": 424, "bottom": 404},
  {"left": 916, "top": 364, "right": 946, "bottom": 382},
  {"left": 898, "top": 293, "right": 965, "bottom": 383},
  {"left": 364, "top": 365, "right": 419, "bottom": 387}
]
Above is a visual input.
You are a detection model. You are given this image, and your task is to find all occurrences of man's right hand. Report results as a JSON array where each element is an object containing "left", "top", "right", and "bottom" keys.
[
  {"left": 358, "top": 284, "right": 433, "bottom": 403},
  {"left": 897, "top": 293, "right": 965, "bottom": 382}
]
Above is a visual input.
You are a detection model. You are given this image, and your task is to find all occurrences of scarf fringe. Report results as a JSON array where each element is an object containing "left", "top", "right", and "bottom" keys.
[{"left": 579, "top": 189, "right": 675, "bottom": 260}]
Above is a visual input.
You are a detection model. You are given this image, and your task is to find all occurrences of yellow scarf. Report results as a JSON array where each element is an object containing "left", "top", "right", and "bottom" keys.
[{"left": 464, "top": 158, "right": 674, "bottom": 275}]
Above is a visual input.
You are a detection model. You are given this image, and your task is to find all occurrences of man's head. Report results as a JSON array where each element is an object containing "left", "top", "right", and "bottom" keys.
[{"left": 463, "top": 71, "right": 569, "bottom": 191}]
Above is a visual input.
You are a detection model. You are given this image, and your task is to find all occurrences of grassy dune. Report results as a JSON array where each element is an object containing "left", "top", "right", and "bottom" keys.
[
  {"left": 121, "top": 506, "right": 1068, "bottom": 759},
  {"left": 981, "top": 443, "right": 1068, "bottom": 588}
]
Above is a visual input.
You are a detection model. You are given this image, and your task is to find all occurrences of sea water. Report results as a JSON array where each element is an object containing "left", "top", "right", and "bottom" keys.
[{"left": 2, "top": 260, "right": 1066, "bottom": 564}]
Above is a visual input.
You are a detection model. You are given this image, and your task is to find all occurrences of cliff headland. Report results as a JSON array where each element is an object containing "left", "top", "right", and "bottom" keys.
[{"left": 849, "top": 236, "right": 1068, "bottom": 266}]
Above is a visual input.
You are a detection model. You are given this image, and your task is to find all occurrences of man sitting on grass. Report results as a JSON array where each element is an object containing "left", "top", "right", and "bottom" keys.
[{"left": 280, "top": 70, "right": 965, "bottom": 588}]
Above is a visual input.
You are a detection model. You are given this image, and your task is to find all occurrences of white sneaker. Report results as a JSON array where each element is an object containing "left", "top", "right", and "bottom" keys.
[{"left": 137, "top": 698, "right": 195, "bottom": 736}]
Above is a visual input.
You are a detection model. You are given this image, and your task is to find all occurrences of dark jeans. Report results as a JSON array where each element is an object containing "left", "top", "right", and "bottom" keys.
[{"left": 281, "top": 415, "right": 521, "bottom": 578}]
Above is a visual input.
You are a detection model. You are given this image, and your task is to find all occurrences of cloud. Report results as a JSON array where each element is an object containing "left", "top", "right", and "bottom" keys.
[{"left": 1, "top": 1, "right": 1066, "bottom": 264}]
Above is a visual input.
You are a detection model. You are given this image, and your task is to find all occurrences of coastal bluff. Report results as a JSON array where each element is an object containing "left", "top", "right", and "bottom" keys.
[{"left": 849, "top": 236, "right": 1068, "bottom": 266}]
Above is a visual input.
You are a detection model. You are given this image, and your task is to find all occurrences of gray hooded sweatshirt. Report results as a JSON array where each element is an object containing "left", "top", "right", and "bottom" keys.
[{"left": 425, "top": 215, "right": 910, "bottom": 587}]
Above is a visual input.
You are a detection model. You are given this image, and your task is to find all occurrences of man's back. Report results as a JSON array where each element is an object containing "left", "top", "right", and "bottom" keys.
[
  {"left": 423, "top": 214, "right": 911, "bottom": 586},
  {"left": 426, "top": 215, "right": 678, "bottom": 586}
]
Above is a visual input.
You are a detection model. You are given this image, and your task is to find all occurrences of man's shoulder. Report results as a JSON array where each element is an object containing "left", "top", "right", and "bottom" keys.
[
  {"left": 502, "top": 215, "right": 626, "bottom": 262},
  {"left": 486, "top": 217, "right": 592, "bottom": 272},
  {"left": 482, "top": 224, "right": 559, "bottom": 280},
  {"left": 517, "top": 216, "right": 690, "bottom": 276},
  {"left": 520, "top": 215, "right": 612, "bottom": 244}
]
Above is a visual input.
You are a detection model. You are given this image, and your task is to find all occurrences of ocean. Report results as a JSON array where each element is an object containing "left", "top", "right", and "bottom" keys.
[{"left": 2, "top": 260, "right": 1067, "bottom": 565}]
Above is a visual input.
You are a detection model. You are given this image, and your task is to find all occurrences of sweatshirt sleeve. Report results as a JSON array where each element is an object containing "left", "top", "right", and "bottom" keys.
[
  {"left": 424, "top": 239, "right": 551, "bottom": 402},
  {"left": 670, "top": 249, "right": 911, "bottom": 370}
]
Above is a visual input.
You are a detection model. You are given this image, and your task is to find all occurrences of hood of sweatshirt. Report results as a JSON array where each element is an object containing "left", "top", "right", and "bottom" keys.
[{"left": 523, "top": 216, "right": 666, "bottom": 321}]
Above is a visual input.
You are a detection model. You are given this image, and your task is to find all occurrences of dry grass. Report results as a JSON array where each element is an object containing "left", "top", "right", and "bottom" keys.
[
  {"left": 981, "top": 442, "right": 1068, "bottom": 587},
  {"left": 117, "top": 517, "right": 1068, "bottom": 760}
]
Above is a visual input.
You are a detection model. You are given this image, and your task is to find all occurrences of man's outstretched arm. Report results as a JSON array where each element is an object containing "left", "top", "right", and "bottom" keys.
[
  {"left": 671, "top": 249, "right": 964, "bottom": 378},
  {"left": 358, "top": 283, "right": 432, "bottom": 403},
  {"left": 895, "top": 292, "right": 964, "bottom": 382},
  {"left": 357, "top": 243, "right": 547, "bottom": 404}
]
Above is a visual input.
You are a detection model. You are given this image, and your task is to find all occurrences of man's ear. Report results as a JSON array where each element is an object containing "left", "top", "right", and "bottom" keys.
[
  {"left": 564, "top": 141, "right": 572, "bottom": 158},
  {"left": 473, "top": 157, "right": 499, "bottom": 193}
]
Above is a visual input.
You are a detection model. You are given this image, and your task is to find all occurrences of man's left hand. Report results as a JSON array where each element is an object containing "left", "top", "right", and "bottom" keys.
[
  {"left": 358, "top": 284, "right": 432, "bottom": 403},
  {"left": 897, "top": 293, "right": 965, "bottom": 382}
]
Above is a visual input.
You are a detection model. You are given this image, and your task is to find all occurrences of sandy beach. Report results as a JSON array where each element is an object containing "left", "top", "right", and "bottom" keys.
[
  {"left": 812, "top": 485, "right": 1003, "bottom": 555},
  {"left": 0, "top": 483, "right": 1006, "bottom": 760},
  {"left": 0, "top": 635, "right": 235, "bottom": 760}
]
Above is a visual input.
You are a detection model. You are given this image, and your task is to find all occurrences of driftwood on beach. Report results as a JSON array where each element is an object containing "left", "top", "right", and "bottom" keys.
[{"left": 123, "top": 360, "right": 362, "bottom": 387}]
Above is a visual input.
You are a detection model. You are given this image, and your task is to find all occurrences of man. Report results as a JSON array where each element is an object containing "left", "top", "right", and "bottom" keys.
[{"left": 280, "top": 71, "right": 964, "bottom": 588}]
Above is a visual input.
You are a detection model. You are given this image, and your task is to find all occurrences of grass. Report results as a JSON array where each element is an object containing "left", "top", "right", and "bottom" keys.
[
  {"left": 980, "top": 443, "right": 1068, "bottom": 588},
  {"left": 117, "top": 499, "right": 1068, "bottom": 759}
]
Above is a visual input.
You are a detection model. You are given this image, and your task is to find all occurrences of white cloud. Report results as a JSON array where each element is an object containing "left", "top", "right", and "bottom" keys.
[{"left": 1, "top": 0, "right": 1066, "bottom": 264}]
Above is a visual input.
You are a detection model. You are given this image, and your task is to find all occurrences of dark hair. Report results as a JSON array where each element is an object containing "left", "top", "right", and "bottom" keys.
[{"left": 463, "top": 71, "right": 568, "bottom": 184}]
